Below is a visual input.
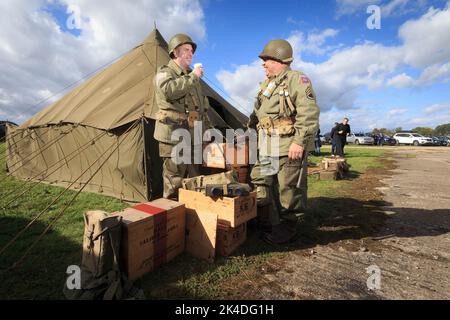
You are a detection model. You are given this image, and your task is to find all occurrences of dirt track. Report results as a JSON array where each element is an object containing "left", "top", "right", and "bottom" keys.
[{"left": 222, "top": 147, "right": 450, "bottom": 300}]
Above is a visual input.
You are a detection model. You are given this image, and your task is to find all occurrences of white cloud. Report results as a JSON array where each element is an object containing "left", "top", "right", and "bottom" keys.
[
  {"left": 424, "top": 102, "right": 450, "bottom": 114},
  {"left": 405, "top": 113, "right": 450, "bottom": 127},
  {"left": 387, "top": 73, "right": 415, "bottom": 88},
  {"left": 382, "top": 0, "right": 409, "bottom": 16},
  {"left": 387, "top": 62, "right": 450, "bottom": 88},
  {"left": 417, "top": 62, "right": 450, "bottom": 85},
  {"left": 291, "top": 29, "right": 341, "bottom": 56},
  {"left": 336, "top": 0, "right": 382, "bottom": 17},
  {"left": 399, "top": 3, "right": 450, "bottom": 68},
  {"left": 216, "top": 61, "right": 264, "bottom": 115},
  {"left": 387, "top": 108, "right": 408, "bottom": 117},
  {"left": 380, "top": 0, "right": 429, "bottom": 17},
  {"left": 0, "top": 0, "right": 206, "bottom": 124},
  {"left": 336, "top": 0, "right": 428, "bottom": 18},
  {"left": 304, "top": 29, "right": 340, "bottom": 55}
]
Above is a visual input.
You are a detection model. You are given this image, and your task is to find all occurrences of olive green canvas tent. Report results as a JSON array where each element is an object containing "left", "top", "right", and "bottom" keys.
[{"left": 5, "top": 29, "right": 247, "bottom": 202}]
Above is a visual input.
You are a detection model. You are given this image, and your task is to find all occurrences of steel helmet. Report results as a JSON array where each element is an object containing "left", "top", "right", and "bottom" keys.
[
  {"left": 258, "top": 39, "right": 293, "bottom": 64},
  {"left": 168, "top": 33, "right": 197, "bottom": 58}
]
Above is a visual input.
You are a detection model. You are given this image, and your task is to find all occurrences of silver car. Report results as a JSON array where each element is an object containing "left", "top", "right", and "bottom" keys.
[{"left": 346, "top": 133, "right": 374, "bottom": 145}]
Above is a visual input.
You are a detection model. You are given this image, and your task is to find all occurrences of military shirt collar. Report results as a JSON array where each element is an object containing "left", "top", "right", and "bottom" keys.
[
  {"left": 272, "top": 67, "right": 291, "bottom": 82},
  {"left": 168, "top": 60, "right": 191, "bottom": 76}
]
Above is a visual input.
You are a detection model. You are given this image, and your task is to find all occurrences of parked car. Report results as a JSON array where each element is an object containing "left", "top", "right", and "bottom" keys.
[
  {"left": 366, "top": 133, "right": 395, "bottom": 146},
  {"left": 438, "top": 136, "right": 450, "bottom": 146},
  {"left": 319, "top": 135, "right": 327, "bottom": 144},
  {"left": 366, "top": 133, "right": 378, "bottom": 145},
  {"left": 392, "top": 132, "right": 433, "bottom": 146},
  {"left": 322, "top": 132, "right": 332, "bottom": 144},
  {"left": 346, "top": 133, "right": 374, "bottom": 145},
  {"left": 377, "top": 135, "right": 397, "bottom": 146},
  {"left": 429, "top": 136, "right": 442, "bottom": 146},
  {"left": 434, "top": 136, "right": 449, "bottom": 146}
]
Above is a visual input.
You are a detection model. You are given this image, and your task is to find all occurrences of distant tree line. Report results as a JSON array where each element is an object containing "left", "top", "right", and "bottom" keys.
[{"left": 371, "top": 123, "right": 450, "bottom": 137}]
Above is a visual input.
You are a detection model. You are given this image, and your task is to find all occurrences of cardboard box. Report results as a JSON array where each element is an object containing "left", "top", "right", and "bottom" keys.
[
  {"left": 114, "top": 199, "right": 185, "bottom": 281},
  {"left": 216, "top": 223, "right": 247, "bottom": 257},
  {"left": 179, "top": 189, "right": 256, "bottom": 228},
  {"left": 203, "top": 142, "right": 249, "bottom": 169}
]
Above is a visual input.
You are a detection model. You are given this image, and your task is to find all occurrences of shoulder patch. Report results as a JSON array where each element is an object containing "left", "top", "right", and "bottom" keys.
[
  {"left": 300, "top": 75, "right": 311, "bottom": 84},
  {"left": 305, "top": 86, "right": 315, "bottom": 100}
]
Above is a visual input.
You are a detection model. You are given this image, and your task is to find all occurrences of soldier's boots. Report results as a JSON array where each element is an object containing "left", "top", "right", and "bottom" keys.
[
  {"left": 256, "top": 204, "right": 272, "bottom": 233},
  {"left": 263, "top": 220, "right": 298, "bottom": 245}
]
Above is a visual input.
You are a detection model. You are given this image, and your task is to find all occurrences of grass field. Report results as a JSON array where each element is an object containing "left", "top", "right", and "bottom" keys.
[{"left": 0, "top": 143, "right": 386, "bottom": 299}]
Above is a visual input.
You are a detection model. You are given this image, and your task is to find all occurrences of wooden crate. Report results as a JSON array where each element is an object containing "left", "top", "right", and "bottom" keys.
[
  {"left": 203, "top": 142, "right": 249, "bottom": 169},
  {"left": 321, "top": 157, "right": 349, "bottom": 171},
  {"left": 232, "top": 166, "right": 250, "bottom": 183},
  {"left": 178, "top": 189, "right": 257, "bottom": 228},
  {"left": 111, "top": 199, "right": 186, "bottom": 281},
  {"left": 216, "top": 223, "right": 247, "bottom": 257}
]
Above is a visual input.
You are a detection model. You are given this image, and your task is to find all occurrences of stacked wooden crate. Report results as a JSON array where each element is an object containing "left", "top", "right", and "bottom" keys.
[
  {"left": 203, "top": 141, "right": 250, "bottom": 183},
  {"left": 179, "top": 188, "right": 256, "bottom": 261}
]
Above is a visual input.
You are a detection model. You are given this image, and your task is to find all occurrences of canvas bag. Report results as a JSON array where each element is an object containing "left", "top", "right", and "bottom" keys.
[{"left": 63, "top": 211, "right": 144, "bottom": 300}]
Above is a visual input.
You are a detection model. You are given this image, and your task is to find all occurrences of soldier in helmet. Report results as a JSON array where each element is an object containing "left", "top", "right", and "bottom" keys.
[
  {"left": 249, "top": 39, "right": 320, "bottom": 244},
  {"left": 154, "top": 33, "right": 212, "bottom": 199}
]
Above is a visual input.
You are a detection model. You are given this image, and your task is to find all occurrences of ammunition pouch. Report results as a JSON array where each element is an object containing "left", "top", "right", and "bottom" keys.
[
  {"left": 156, "top": 110, "right": 188, "bottom": 127},
  {"left": 257, "top": 116, "right": 295, "bottom": 137},
  {"left": 187, "top": 110, "right": 200, "bottom": 129}
]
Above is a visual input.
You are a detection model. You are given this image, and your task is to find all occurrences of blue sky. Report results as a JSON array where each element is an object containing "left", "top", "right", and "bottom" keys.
[{"left": 1, "top": 0, "right": 449, "bottom": 133}]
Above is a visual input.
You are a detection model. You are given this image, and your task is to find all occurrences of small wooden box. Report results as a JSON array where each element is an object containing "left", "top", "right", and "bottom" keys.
[
  {"left": 216, "top": 223, "right": 247, "bottom": 257},
  {"left": 203, "top": 142, "right": 249, "bottom": 169},
  {"left": 178, "top": 189, "right": 257, "bottom": 228}
]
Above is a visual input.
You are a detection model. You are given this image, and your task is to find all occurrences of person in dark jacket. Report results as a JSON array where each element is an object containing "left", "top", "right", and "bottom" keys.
[
  {"left": 335, "top": 118, "right": 351, "bottom": 157},
  {"left": 330, "top": 122, "right": 338, "bottom": 156},
  {"left": 314, "top": 128, "right": 321, "bottom": 155}
]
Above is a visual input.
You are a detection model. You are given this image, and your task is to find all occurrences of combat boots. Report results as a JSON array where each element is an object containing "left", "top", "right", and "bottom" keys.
[
  {"left": 263, "top": 220, "right": 298, "bottom": 245},
  {"left": 256, "top": 204, "right": 272, "bottom": 233}
]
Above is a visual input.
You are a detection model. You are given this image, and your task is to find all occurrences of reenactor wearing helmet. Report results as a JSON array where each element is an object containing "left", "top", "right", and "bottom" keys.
[
  {"left": 154, "top": 33, "right": 212, "bottom": 199},
  {"left": 249, "top": 39, "right": 320, "bottom": 244}
]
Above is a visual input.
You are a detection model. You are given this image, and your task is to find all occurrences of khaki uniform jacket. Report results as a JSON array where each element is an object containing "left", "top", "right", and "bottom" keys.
[
  {"left": 251, "top": 68, "right": 320, "bottom": 157},
  {"left": 153, "top": 60, "right": 211, "bottom": 145}
]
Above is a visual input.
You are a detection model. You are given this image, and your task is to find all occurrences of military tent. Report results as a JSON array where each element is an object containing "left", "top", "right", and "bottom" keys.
[{"left": 5, "top": 29, "right": 247, "bottom": 202}]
